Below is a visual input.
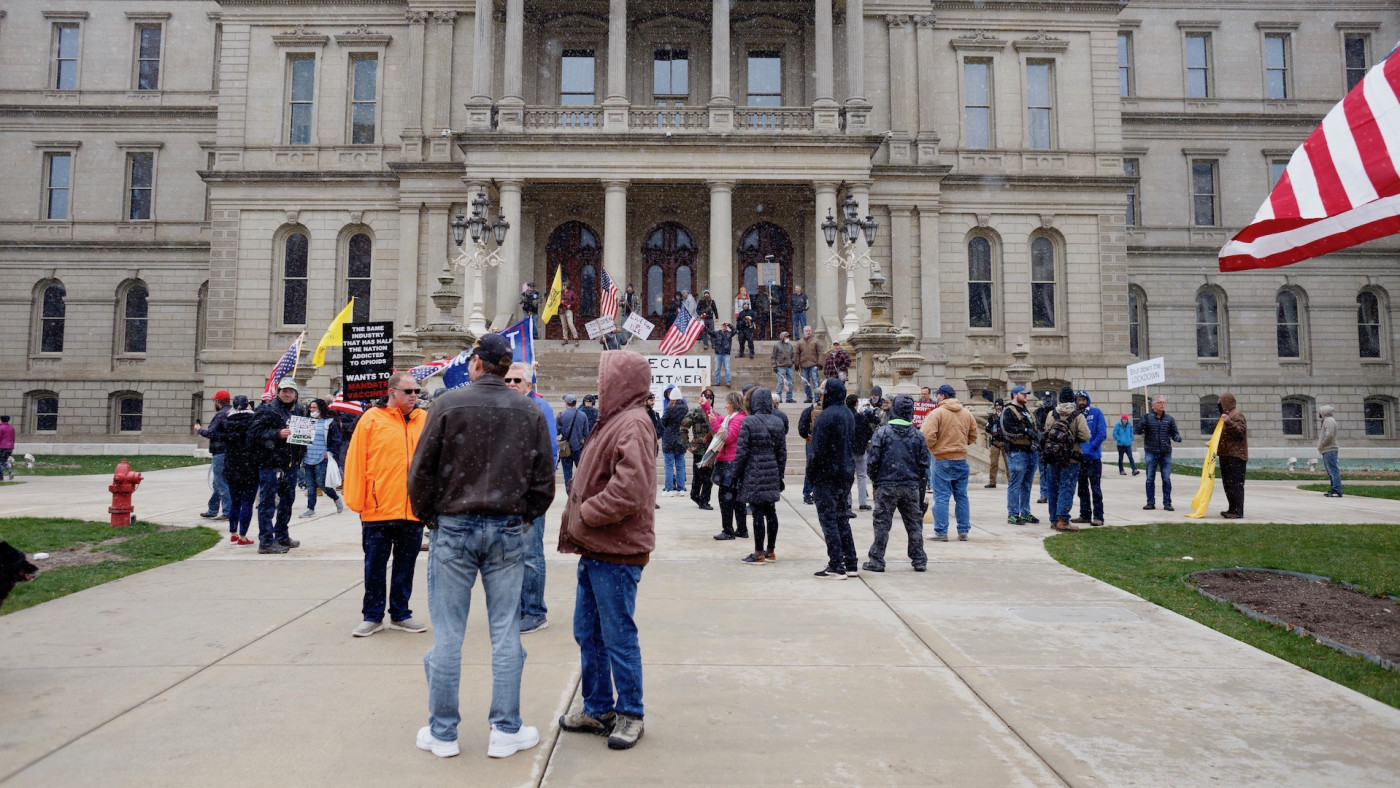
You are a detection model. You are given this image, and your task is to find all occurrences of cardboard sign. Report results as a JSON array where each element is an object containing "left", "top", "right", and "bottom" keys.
[
  {"left": 585, "top": 319, "right": 604, "bottom": 340},
  {"left": 760, "top": 262, "right": 781, "bottom": 286},
  {"left": 597, "top": 315, "right": 616, "bottom": 333},
  {"left": 1126, "top": 356, "right": 1166, "bottom": 389},
  {"left": 623, "top": 312, "right": 655, "bottom": 340},
  {"left": 343, "top": 321, "right": 394, "bottom": 401},
  {"left": 286, "top": 415, "right": 317, "bottom": 446},
  {"left": 646, "top": 355, "right": 713, "bottom": 415},
  {"left": 912, "top": 401, "right": 937, "bottom": 429}
]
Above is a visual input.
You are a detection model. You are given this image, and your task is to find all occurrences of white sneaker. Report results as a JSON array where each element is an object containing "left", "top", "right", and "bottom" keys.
[
  {"left": 487, "top": 725, "right": 540, "bottom": 758},
  {"left": 299, "top": 509, "right": 315, "bottom": 518},
  {"left": 334, "top": 498, "right": 345, "bottom": 514},
  {"left": 352, "top": 620, "right": 384, "bottom": 637},
  {"left": 416, "top": 726, "right": 460, "bottom": 758}
]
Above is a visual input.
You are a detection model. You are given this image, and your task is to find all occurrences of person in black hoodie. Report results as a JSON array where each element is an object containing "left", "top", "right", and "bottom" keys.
[
  {"left": 214, "top": 395, "right": 260, "bottom": 545},
  {"left": 862, "top": 394, "right": 930, "bottom": 572},
  {"left": 808, "top": 377, "right": 857, "bottom": 579},
  {"left": 732, "top": 387, "right": 787, "bottom": 564},
  {"left": 661, "top": 388, "right": 689, "bottom": 496},
  {"left": 1033, "top": 390, "right": 1055, "bottom": 504},
  {"left": 250, "top": 379, "right": 308, "bottom": 553}
]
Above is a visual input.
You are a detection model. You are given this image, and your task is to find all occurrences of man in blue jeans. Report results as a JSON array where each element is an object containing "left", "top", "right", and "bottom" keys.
[
  {"left": 920, "top": 385, "right": 978, "bottom": 541},
  {"left": 408, "top": 333, "right": 556, "bottom": 760},
  {"left": 507, "top": 362, "right": 557, "bottom": 635},
  {"left": 196, "top": 390, "right": 232, "bottom": 520},
  {"left": 1043, "top": 387, "right": 1090, "bottom": 531},
  {"left": 998, "top": 385, "right": 1040, "bottom": 525},
  {"left": 557, "top": 393, "right": 591, "bottom": 494},
  {"left": 1136, "top": 395, "right": 1182, "bottom": 510},
  {"left": 250, "top": 379, "right": 307, "bottom": 554}
]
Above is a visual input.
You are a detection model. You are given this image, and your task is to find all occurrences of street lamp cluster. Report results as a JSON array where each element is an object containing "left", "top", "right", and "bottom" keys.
[
  {"left": 821, "top": 193, "right": 879, "bottom": 340},
  {"left": 452, "top": 191, "right": 511, "bottom": 335}
]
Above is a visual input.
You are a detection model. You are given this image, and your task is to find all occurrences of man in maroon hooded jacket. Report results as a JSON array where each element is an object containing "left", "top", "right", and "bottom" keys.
[{"left": 557, "top": 349, "right": 656, "bottom": 751}]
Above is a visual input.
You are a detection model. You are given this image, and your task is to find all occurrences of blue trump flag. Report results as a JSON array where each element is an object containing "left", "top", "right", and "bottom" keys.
[{"left": 441, "top": 320, "right": 534, "bottom": 390}]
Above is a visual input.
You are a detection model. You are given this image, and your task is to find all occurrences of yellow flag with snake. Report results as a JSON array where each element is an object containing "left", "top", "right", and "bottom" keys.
[
  {"left": 540, "top": 266, "right": 563, "bottom": 326},
  {"left": 1185, "top": 419, "right": 1224, "bottom": 518}
]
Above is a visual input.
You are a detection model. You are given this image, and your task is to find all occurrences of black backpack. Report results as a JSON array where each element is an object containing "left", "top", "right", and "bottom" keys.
[{"left": 1040, "top": 410, "right": 1083, "bottom": 467}]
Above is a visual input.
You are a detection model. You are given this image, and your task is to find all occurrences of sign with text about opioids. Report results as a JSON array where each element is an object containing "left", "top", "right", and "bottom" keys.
[
  {"left": 646, "top": 354, "right": 712, "bottom": 414},
  {"left": 1126, "top": 356, "right": 1166, "bottom": 389},
  {"left": 343, "top": 321, "right": 394, "bottom": 400}
]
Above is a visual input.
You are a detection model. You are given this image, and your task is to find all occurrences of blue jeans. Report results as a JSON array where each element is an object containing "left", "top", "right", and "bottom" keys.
[
  {"left": 664, "top": 451, "right": 686, "bottom": 492},
  {"left": 1322, "top": 450, "right": 1341, "bottom": 494},
  {"left": 561, "top": 455, "right": 577, "bottom": 493},
  {"left": 1037, "top": 451, "right": 1049, "bottom": 499},
  {"left": 802, "top": 443, "right": 814, "bottom": 501},
  {"left": 362, "top": 521, "right": 424, "bottom": 622},
  {"left": 793, "top": 311, "right": 807, "bottom": 336},
  {"left": 256, "top": 466, "right": 297, "bottom": 546},
  {"left": 1006, "top": 450, "right": 1034, "bottom": 518},
  {"left": 932, "top": 459, "right": 971, "bottom": 536},
  {"left": 713, "top": 354, "right": 731, "bottom": 385},
  {"left": 424, "top": 512, "right": 527, "bottom": 741},
  {"left": 520, "top": 515, "right": 548, "bottom": 628},
  {"left": 1046, "top": 462, "right": 1081, "bottom": 522},
  {"left": 574, "top": 557, "right": 645, "bottom": 719},
  {"left": 801, "top": 366, "right": 821, "bottom": 402},
  {"left": 775, "top": 367, "right": 794, "bottom": 401},
  {"left": 206, "top": 454, "right": 231, "bottom": 516},
  {"left": 1144, "top": 451, "right": 1173, "bottom": 506},
  {"left": 228, "top": 483, "right": 256, "bottom": 536},
  {"left": 301, "top": 460, "right": 340, "bottom": 510}
]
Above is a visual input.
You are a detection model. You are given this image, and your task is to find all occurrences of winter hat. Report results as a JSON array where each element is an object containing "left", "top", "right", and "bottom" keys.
[
  {"left": 870, "top": 385, "right": 884, "bottom": 400},
  {"left": 1121, "top": 413, "right": 1130, "bottom": 420},
  {"left": 936, "top": 384, "right": 956, "bottom": 398},
  {"left": 891, "top": 394, "right": 915, "bottom": 421},
  {"left": 1059, "top": 386, "right": 1075, "bottom": 403}
]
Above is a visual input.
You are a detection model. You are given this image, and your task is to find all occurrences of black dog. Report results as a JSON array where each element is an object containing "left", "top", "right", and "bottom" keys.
[{"left": 0, "top": 541, "right": 38, "bottom": 608}]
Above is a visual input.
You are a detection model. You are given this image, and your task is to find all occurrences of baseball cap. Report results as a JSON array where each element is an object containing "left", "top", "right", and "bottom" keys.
[
  {"left": 583, "top": 394, "right": 596, "bottom": 403},
  {"left": 563, "top": 393, "right": 577, "bottom": 404},
  {"left": 469, "top": 333, "right": 514, "bottom": 366},
  {"left": 212, "top": 390, "right": 231, "bottom": 401},
  {"left": 936, "top": 384, "right": 956, "bottom": 398},
  {"left": 1010, "top": 385, "right": 1027, "bottom": 395},
  {"left": 278, "top": 379, "right": 299, "bottom": 392}
]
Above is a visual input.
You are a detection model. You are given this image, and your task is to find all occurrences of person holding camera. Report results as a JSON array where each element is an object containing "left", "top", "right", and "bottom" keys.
[{"left": 999, "top": 386, "right": 1041, "bottom": 526}]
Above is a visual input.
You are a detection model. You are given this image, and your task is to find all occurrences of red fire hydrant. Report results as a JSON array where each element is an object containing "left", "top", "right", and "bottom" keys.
[{"left": 109, "top": 458, "right": 144, "bottom": 528}]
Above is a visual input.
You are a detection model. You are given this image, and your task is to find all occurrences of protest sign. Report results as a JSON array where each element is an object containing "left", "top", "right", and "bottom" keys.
[
  {"left": 912, "top": 401, "right": 936, "bottom": 429},
  {"left": 597, "top": 315, "right": 616, "bottom": 333},
  {"left": 1126, "top": 357, "right": 1166, "bottom": 389},
  {"left": 585, "top": 319, "right": 604, "bottom": 340},
  {"left": 286, "top": 415, "right": 317, "bottom": 446},
  {"left": 646, "top": 354, "right": 713, "bottom": 415},
  {"left": 623, "top": 312, "right": 654, "bottom": 340},
  {"left": 343, "top": 321, "right": 394, "bottom": 400}
]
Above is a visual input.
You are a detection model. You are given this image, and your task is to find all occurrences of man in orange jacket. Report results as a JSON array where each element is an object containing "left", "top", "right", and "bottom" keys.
[{"left": 344, "top": 371, "right": 429, "bottom": 638}]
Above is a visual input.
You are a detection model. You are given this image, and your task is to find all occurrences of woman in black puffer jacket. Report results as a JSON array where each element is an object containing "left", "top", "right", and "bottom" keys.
[
  {"left": 732, "top": 387, "right": 787, "bottom": 564},
  {"left": 213, "top": 395, "right": 260, "bottom": 545}
]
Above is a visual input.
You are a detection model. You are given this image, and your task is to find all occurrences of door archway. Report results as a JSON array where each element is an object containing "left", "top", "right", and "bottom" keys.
[
  {"left": 738, "top": 221, "right": 793, "bottom": 339},
  {"left": 545, "top": 221, "right": 602, "bottom": 339},
  {"left": 642, "top": 221, "right": 697, "bottom": 321}
]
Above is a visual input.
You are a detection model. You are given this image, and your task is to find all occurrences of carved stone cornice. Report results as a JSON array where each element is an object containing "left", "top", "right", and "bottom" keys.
[
  {"left": 1013, "top": 30, "right": 1069, "bottom": 53},
  {"left": 336, "top": 24, "right": 392, "bottom": 46},
  {"left": 433, "top": 10, "right": 458, "bottom": 24},
  {"left": 404, "top": 9, "right": 430, "bottom": 24},
  {"left": 950, "top": 29, "right": 1006, "bottom": 52},
  {"left": 272, "top": 26, "right": 328, "bottom": 47}
]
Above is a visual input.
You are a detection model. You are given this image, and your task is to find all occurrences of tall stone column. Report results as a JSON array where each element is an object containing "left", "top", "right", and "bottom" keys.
[
  {"left": 429, "top": 10, "right": 459, "bottom": 159},
  {"left": 708, "top": 0, "right": 733, "bottom": 130},
  {"left": 708, "top": 180, "right": 734, "bottom": 324},
  {"left": 918, "top": 205, "right": 946, "bottom": 374},
  {"left": 844, "top": 0, "right": 870, "bottom": 132},
  {"left": 603, "top": 0, "right": 629, "bottom": 130},
  {"left": 399, "top": 10, "right": 429, "bottom": 160},
  {"left": 814, "top": 181, "right": 839, "bottom": 338},
  {"left": 889, "top": 205, "right": 914, "bottom": 326},
  {"left": 466, "top": 0, "right": 494, "bottom": 130},
  {"left": 394, "top": 202, "right": 424, "bottom": 368},
  {"left": 914, "top": 15, "right": 940, "bottom": 163},
  {"left": 603, "top": 181, "right": 629, "bottom": 303},
  {"left": 494, "top": 180, "right": 524, "bottom": 328},
  {"left": 813, "top": 0, "right": 839, "bottom": 132},
  {"left": 498, "top": 0, "right": 525, "bottom": 131},
  {"left": 885, "top": 16, "right": 913, "bottom": 164}
]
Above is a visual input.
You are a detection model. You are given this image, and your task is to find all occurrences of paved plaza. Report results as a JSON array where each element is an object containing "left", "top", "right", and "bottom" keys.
[{"left": 1, "top": 462, "right": 1398, "bottom": 786}]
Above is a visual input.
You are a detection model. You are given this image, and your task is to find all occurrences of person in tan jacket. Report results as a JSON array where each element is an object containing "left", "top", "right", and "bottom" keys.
[
  {"left": 1041, "top": 386, "right": 1091, "bottom": 531},
  {"left": 920, "top": 385, "right": 978, "bottom": 541},
  {"left": 794, "top": 326, "right": 825, "bottom": 403}
]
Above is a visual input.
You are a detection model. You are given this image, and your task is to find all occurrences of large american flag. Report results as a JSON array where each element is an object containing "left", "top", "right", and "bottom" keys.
[
  {"left": 599, "top": 268, "right": 620, "bottom": 321},
  {"left": 658, "top": 304, "right": 704, "bottom": 355},
  {"left": 1220, "top": 46, "right": 1400, "bottom": 271},
  {"left": 262, "top": 333, "right": 304, "bottom": 402}
]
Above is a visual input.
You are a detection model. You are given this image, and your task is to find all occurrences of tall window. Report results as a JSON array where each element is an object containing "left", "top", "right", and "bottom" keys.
[
  {"left": 560, "top": 49, "right": 596, "bottom": 104},
  {"left": 1118, "top": 33, "right": 1135, "bottom": 97},
  {"left": 1281, "top": 398, "right": 1306, "bottom": 437},
  {"left": 1128, "top": 286, "right": 1146, "bottom": 358},
  {"left": 34, "top": 394, "right": 59, "bottom": 433},
  {"left": 1357, "top": 290, "right": 1382, "bottom": 358},
  {"left": 40, "top": 282, "right": 67, "bottom": 353},
  {"left": 1124, "top": 158, "right": 1140, "bottom": 225},
  {"left": 746, "top": 51, "right": 781, "bottom": 105},
  {"left": 964, "top": 60, "right": 991, "bottom": 148},
  {"left": 1026, "top": 62, "right": 1054, "bottom": 149},
  {"left": 580, "top": 264, "right": 598, "bottom": 314},
  {"left": 653, "top": 48, "right": 689, "bottom": 104},
  {"left": 1196, "top": 290, "right": 1221, "bottom": 358},
  {"left": 53, "top": 24, "right": 80, "bottom": 90},
  {"left": 44, "top": 153, "right": 72, "bottom": 220},
  {"left": 1030, "top": 236, "right": 1056, "bottom": 328},
  {"left": 1264, "top": 34, "right": 1290, "bottom": 99},
  {"left": 349, "top": 56, "right": 378, "bottom": 144},
  {"left": 117, "top": 395, "right": 143, "bottom": 433},
  {"left": 122, "top": 283, "right": 149, "bottom": 354},
  {"left": 1270, "top": 159, "right": 1288, "bottom": 188},
  {"left": 127, "top": 153, "right": 154, "bottom": 221},
  {"left": 134, "top": 24, "right": 162, "bottom": 90},
  {"left": 283, "top": 232, "right": 309, "bottom": 325},
  {"left": 1191, "top": 160, "right": 1218, "bottom": 226},
  {"left": 968, "top": 237, "right": 993, "bottom": 328},
  {"left": 1364, "top": 399, "right": 1389, "bottom": 437},
  {"left": 287, "top": 56, "right": 316, "bottom": 145},
  {"left": 346, "top": 233, "right": 371, "bottom": 322},
  {"left": 1185, "top": 33, "right": 1212, "bottom": 98},
  {"left": 1199, "top": 394, "right": 1219, "bottom": 435},
  {"left": 1344, "top": 34, "right": 1370, "bottom": 92},
  {"left": 1276, "top": 289, "right": 1301, "bottom": 358}
]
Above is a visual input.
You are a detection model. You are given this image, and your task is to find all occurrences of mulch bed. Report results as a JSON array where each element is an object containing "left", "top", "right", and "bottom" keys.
[{"left": 1191, "top": 569, "right": 1400, "bottom": 669}]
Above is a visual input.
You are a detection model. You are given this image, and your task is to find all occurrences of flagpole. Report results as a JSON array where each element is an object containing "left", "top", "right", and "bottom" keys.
[{"left": 290, "top": 331, "right": 307, "bottom": 378}]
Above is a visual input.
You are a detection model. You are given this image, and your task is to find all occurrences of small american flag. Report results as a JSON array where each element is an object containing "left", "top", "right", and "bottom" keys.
[
  {"left": 262, "top": 333, "right": 305, "bottom": 402},
  {"left": 329, "top": 389, "right": 363, "bottom": 415},
  {"left": 658, "top": 304, "right": 704, "bottom": 355},
  {"left": 599, "top": 268, "right": 619, "bottom": 321},
  {"left": 406, "top": 357, "right": 451, "bottom": 382}
]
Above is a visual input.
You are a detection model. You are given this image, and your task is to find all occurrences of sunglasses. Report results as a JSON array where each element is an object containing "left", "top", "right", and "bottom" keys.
[
  {"left": 504, "top": 377, "right": 526, "bottom": 383},
  {"left": 395, "top": 388, "right": 421, "bottom": 395}
]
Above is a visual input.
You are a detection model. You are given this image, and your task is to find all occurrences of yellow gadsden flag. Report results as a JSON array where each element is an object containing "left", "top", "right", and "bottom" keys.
[
  {"left": 539, "top": 266, "right": 563, "bottom": 326},
  {"left": 312, "top": 298, "right": 355, "bottom": 368},
  {"left": 1185, "top": 418, "right": 1224, "bottom": 518}
]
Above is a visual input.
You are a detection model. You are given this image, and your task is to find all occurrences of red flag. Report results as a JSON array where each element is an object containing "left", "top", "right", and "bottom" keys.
[
  {"left": 1220, "top": 47, "right": 1400, "bottom": 271},
  {"left": 658, "top": 305, "right": 704, "bottom": 355}
]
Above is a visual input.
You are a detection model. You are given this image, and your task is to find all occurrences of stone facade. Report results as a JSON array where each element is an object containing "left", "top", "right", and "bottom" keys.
[{"left": 0, "top": 0, "right": 1397, "bottom": 453}]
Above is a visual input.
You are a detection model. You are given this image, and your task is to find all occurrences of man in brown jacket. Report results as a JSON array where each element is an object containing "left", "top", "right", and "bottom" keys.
[
  {"left": 794, "top": 326, "right": 825, "bottom": 403},
  {"left": 1042, "top": 386, "right": 1092, "bottom": 531},
  {"left": 1217, "top": 391, "right": 1248, "bottom": 518},
  {"left": 557, "top": 349, "right": 656, "bottom": 751},
  {"left": 921, "top": 385, "right": 979, "bottom": 541}
]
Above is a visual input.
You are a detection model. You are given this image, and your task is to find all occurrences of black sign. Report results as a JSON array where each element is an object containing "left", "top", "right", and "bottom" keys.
[{"left": 343, "top": 321, "right": 394, "bottom": 401}]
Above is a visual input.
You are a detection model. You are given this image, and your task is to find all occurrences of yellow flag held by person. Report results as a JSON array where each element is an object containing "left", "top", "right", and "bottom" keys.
[
  {"left": 540, "top": 266, "right": 563, "bottom": 326},
  {"left": 312, "top": 298, "right": 355, "bottom": 368},
  {"left": 1185, "top": 419, "right": 1224, "bottom": 518}
]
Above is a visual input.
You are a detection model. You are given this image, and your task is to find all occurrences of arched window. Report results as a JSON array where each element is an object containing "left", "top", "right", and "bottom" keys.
[
  {"left": 1358, "top": 290, "right": 1382, "bottom": 358},
  {"left": 39, "top": 281, "right": 67, "bottom": 353},
  {"left": 1276, "top": 289, "right": 1301, "bottom": 358},
  {"left": 346, "top": 232, "right": 371, "bottom": 322},
  {"left": 968, "top": 236, "right": 993, "bottom": 328},
  {"left": 1195, "top": 289, "right": 1222, "bottom": 358},
  {"left": 580, "top": 263, "right": 598, "bottom": 315},
  {"left": 1128, "top": 285, "right": 1147, "bottom": 357},
  {"left": 1281, "top": 396, "right": 1312, "bottom": 438},
  {"left": 282, "top": 231, "right": 309, "bottom": 325},
  {"left": 112, "top": 392, "right": 143, "bottom": 433},
  {"left": 647, "top": 265, "right": 664, "bottom": 315},
  {"left": 120, "top": 281, "right": 149, "bottom": 354},
  {"left": 27, "top": 391, "right": 59, "bottom": 433},
  {"left": 1030, "top": 236, "right": 1056, "bottom": 328},
  {"left": 1198, "top": 394, "right": 1219, "bottom": 435}
]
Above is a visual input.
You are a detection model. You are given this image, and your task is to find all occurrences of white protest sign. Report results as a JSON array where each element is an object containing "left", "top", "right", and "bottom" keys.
[
  {"left": 597, "top": 315, "right": 616, "bottom": 333},
  {"left": 1126, "top": 357, "right": 1166, "bottom": 389},
  {"left": 287, "top": 415, "right": 317, "bottom": 446},
  {"left": 584, "top": 319, "right": 604, "bottom": 340},
  {"left": 646, "top": 355, "right": 713, "bottom": 415},
  {"left": 623, "top": 312, "right": 655, "bottom": 340}
]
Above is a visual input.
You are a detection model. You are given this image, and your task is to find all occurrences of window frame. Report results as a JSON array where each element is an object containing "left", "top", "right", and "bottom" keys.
[
  {"left": 1124, "top": 157, "right": 1141, "bottom": 226},
  {"left": 132, "top": 22, "right": 163, "bottom": 91},
  {"left": 347, "top": 53, "right": 380, "bottom": 145},
  {"left": 962, "top": 57, "right": 994, "bottom": 149},
  {"left": 1363, "top": 397, "right": 1393, "bottom": 438},
  {"left": 1025, "top": 59, "right": 1056, "bottom": 150},
  {"left": 1262, "top": 31, "right": 1293, "bottom": 100},
  {"left": 124, "top": 150, "right": 156, "bottom": 221},
  {"left": 1118, "top": 32, "right": 1135, "bottom": 98},
  {"left": 42, "top": 151, "right": 74, "bottom": 221},
  {"left": 1280, "top": 396, "right": 1312, "bottom": 439},
  {"left": 1184, "top": 31, "right": 1214, "bottom": 99},
  {"left": 745, "top": 49, "right": 783, "bottom": 107},
  {"left": 1341, "top": 31, "right": 1372, "bottom": 93},
  {"left": 1029, "top": 233, "right": 1061, "bottom": 331},
  {"left": 118, "top": 280, "right": 150, "bottom": 356},
  {"left": 344, "top": 230, "right": 372, "bottom": 323},
  {"left": 113, "top": 392, "right": 144, "bottom": 434},
  {"left": 652, "top": 47, "right": 690, "bottom": 105},
  {"left": 1198, "top": 394, "right": 1220, "bottom": 436},
  {"left": 966, "top": 233, "right": 997, "bottom": 331},
  {"left": 1195, "top": 287, "right": 1226, "bottom": 360},
  {"left": 285, "top": 53, "right": 318, "bottom": 146},
  {"left": 51, "top": 21, "right": 82, "bottom": 90},
  {"left": 279, "top": 227, "right": 310, "bottom": 327},
  {"left": 1128, "top": 284, "right": 1148, "bottom": 358},
  {"left": 27, "top": 391, "right": 60, "bottom": 434},
  {"left": 35, "top": 279, "right": 67, "bottom": 355},
  {"left": 559, "top": 48, "right": 598, "bottom": 106},
  {"left": 1190, "top": 158, "right": 1220, "bottom": 227},
  {"left": 1275, "top": 287, "right": 1307, "bottom": 360},
  {"left": 1357, "top": 287, "right": 1386, "bottom": 360}
]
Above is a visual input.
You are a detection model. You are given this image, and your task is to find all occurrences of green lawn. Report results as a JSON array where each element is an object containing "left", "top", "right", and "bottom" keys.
[
  {"left": 1045, "top": 522, "right": 1400, "bottom": 709},
  {"left": 13, "top": 455, "right": 208, "bottom": 477},
  {"left": 1297, "top": 484, "right": 1400, "bottom": 501},
  {"left": 0, "top": 517, "right": 220, "bottom": 615}
]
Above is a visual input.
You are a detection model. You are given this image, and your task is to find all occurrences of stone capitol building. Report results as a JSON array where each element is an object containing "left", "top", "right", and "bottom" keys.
[{"left": 1, "top": 0, "right": 1397, "bottom": 456}]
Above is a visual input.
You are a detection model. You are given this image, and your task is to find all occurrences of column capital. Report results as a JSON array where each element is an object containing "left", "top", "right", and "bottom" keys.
[
  {"left": 707, "top": 179, "right": 736, "bottom": 192},
  {"left": 813, "top": 181, "right": 840, "bottom": 194},
  {"left": 497, "top": 178, "right": 524, "bottom": 191},
  {"left": 404, "top": 9, "right": 430, "bottom": 24},
  {"left": 602, "top": 179, "right": 631, "bottom": 191}
]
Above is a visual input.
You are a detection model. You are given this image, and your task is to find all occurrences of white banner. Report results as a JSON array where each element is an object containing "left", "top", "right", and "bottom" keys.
[
  {"left": 623, "top": 312, "right": 654, "bottom": 340},
  {"left": 1126, "top": 356, "right": 1166, "bottom": 389},
  {"left": 646, "top": 355, "right": 713, "bottom": 415}
]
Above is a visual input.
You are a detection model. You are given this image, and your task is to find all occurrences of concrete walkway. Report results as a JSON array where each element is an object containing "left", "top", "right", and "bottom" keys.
[{"left": 1, "top": 463, "right": 1398, "bottom": 786}]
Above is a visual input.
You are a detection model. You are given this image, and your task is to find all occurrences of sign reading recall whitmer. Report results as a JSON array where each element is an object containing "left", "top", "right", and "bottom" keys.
[
  {"left": 646, "top": 355, "right": 713, "bottom": 415},
  {"left": 286, "top": 415, "right": 317, "bottom": 446},
  {"left": 1126, "top": 356, "right": 1166, "bottom": 389},
  {"left": 623, "top": 312, "right": 655, "bottom": 340},
  {"left": 343, "top": 321, "right": 394, "bottom": 401}
]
